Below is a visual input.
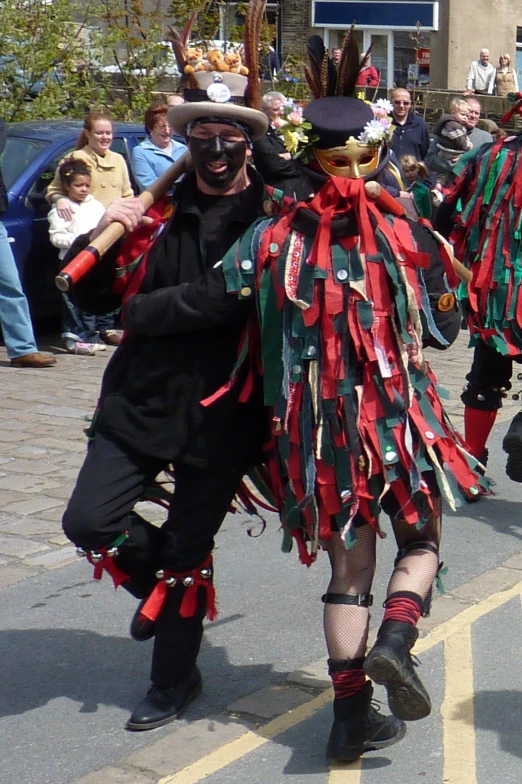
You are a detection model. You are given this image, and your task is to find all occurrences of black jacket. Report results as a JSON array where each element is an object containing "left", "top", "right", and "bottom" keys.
[
  {"left": 252, "top": 128, "right": 311, "bottom": 200},
  {"left": 70, "top": 169, "right": 271, "bottom": 468},
  {"left": 391, "top": 112, "right": 430, "bottom": 162}
]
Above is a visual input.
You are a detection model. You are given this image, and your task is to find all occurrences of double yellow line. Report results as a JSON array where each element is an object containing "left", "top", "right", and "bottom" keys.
[{"left": 159, "top": 581, "right": 522, "bottom": 784}]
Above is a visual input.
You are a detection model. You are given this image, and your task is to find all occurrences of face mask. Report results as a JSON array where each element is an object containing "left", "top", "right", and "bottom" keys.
[
  {"left": 314, "top": 137, "right": 381, "bottom": 179},
  {"left": 189, "top": 135, "right": 248, "bottom": 190}
]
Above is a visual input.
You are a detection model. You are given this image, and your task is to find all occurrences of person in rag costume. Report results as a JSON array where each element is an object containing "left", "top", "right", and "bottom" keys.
[
  {"left": 122, "top": 33, "right": 487, "bottom": 762},
  {"left": 60, "top": 1, "right": 289, "bottom": 732},
  {"left": 436, "top": 94, "right": 522, "bottom": 481}
]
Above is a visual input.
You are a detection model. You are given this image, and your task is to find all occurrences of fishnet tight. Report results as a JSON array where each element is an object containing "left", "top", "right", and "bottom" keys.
[
  {"left": 323, "top": 525, "right": 376, "bottom": 661},
  {"left": 386, "top": 497, "right": 442, "bottom": 599},
  {"left": 323, "top": 497, "right": 442, "bottom": 662}
]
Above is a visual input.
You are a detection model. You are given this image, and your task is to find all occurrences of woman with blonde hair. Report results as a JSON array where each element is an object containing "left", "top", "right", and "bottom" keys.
[
  {"left": 495, "top": 54, "right": 518, "bottom": 97},
  {"left": 46, "top": 111, "right": 134, "bottom": 346}
]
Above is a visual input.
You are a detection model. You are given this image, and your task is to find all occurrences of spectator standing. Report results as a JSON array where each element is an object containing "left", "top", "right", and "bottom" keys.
[
  {"left": 46, "top": 111, "right": 134, "bottom": 346},
  {"left": 356, "top": 58, "right": 380, "bottom": 88},
  {"left": 463, "top": 97, "right": 493, "bottom": 147},
  {"left": 48, "top": 158, "right": 106, "bottom": 355},
  {"left": 131, "top": 103, "right": 187, "bottom": 193},
  {"left": 495, "top": 54, "right": 519, "bottom": 97},
  {"left": 252, "top": 91, "right": 311, "bottom": 200},
  {"left": 390, "top": 88, "right": 430, "bottom": 161},
  {"left": 331, "top": 48, "right": 341, "bottom": 66},
  {"left": 465, "top": 49, "right": 495, "bottom": 95},
  {"left": 0, "top": 119, "right": 56, "bottom": 368},
  {"left": 399, "top": 155, "right": 433, "bottom": 219}
]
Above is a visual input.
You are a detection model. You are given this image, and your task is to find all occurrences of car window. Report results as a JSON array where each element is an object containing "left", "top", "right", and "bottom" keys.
[
  {"left": 1, "top": 137, "right": 50, "bottom": 190},
  {"left": 27, "top": 146, "right": 76, "bottom": 199}
]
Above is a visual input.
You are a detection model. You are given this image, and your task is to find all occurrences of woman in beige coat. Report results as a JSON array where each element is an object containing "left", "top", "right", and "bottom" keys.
[
  {"left": 495, "top": 54, "right": 519, "bottom": 97},
  {"left": 46, "top": 112, "right": 133, "bottom": 345}
]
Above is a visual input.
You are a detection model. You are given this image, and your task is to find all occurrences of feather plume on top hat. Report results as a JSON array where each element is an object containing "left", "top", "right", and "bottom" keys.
[
  {"left": 304, "top": 26, "right": 372, "bottom": 99},
  {"left": 166, "top": 0, "right": 268, "bottom": 139}
]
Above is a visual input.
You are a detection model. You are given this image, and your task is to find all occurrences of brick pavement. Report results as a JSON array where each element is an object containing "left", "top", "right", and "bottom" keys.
[{"left": 0, "top": 330, "right": 518, "bottom": 589}]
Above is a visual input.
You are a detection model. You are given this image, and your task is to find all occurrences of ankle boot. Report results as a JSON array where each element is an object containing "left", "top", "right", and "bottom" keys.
[
  {"left": 364, "top": 620, "right": 431, "bottom": 721},
  {"left": 327, "top": 681, "right": 406, "bottom": 762},
  {"left": 503, "top": 412, "right": 522, "bottom": 482}
]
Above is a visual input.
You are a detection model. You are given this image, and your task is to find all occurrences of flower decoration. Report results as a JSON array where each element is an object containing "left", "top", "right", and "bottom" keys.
[
  {"left": 358, "top": 102, "right": 394, "bottom": 146},
  {"left": 275, "top": 105, "right": 319, "bottom": 163}
]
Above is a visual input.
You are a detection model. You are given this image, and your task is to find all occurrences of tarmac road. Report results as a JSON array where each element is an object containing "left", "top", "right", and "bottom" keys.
[{"left": 1, "top": 332, "right": 521, "bottom": 784}]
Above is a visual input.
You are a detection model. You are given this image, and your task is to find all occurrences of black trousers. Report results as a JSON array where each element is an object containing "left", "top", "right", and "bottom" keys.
[
  {"left": 461, "top": 339, "right": 516, "bottom": 411},
  {"left": 63, "top": 429, "right": 244, "bottom": 685}
]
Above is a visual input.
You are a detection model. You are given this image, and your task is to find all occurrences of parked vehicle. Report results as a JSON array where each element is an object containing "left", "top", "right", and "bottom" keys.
[
  {"left": 100, "top": 41, "right": 181, "bottom": 77},
  {"left": 1, "top": 120, "right": 147, "bottom": 320}
]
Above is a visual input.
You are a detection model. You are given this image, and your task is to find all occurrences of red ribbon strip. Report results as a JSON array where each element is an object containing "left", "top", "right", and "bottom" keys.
[{"left": 139, "top": 554, "right": 217, "bottom": 623}]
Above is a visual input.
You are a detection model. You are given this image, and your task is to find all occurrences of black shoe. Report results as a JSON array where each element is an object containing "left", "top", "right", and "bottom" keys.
[
  {"left": 126, "top": 667, "right": 202, "bottom": 731},
  {"left": 327, "top": 681, "right": 406, "bottom": 762},
  {"left": 503, "top": 412, "right": 522, "bottom": 482},
  {"left": 364, "top": 621, "right": 431, "bottom": 722},
  {"left": 130, "top": 598, "right": 155, "bottom": 641}
]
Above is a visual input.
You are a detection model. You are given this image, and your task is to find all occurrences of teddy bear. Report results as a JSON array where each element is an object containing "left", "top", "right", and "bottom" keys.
[
  {"left": 204, "top": 48, "right": 230, "bottom": 72},
  {"left": 224, "top": 50, "right": 249, "bottom": 75},
  {"left": 183, "top": 47, "right": 206, "bottom": 74}
]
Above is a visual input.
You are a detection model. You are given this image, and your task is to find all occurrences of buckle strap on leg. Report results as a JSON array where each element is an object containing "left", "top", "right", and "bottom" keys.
[
  {"left": 394, "top": 540, "right": 439, "bottom": 566},
  {"left": 322, "top": 592, "right": 373, "bottom": 607}
]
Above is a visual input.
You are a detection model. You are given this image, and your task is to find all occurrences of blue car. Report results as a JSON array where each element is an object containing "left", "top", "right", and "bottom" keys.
[{"left": 1, "top": 120, "right": 147, "bottom": 319}]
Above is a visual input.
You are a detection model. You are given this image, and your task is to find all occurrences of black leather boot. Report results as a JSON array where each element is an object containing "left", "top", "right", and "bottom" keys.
[
  {"left": 130, "top": 598, "right": 156, "bottom": 641},
  {"left": 503, "top": 412, "right": 522, "bottom": 481},
  {"left": 126, "top": 667, "right": 202, "bottom": 730},
  {"left": 364, "top": 620, "right": 431, "bottom": 721},
  {"left": 327, "top": 681, "right": 406, "bottom": 762}
]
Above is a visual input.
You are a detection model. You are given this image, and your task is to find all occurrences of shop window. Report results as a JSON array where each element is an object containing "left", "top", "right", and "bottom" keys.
[{"left": 394, "top": 30, "right": 430, "bottom": 89}]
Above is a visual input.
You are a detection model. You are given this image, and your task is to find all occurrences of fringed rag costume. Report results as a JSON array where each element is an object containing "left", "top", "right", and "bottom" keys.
[
  {"left": 446, "top": 135, "right": 522, "bottom": 356},
  {"left": 222, "top": 174, "right": 486, "bottom": 563}
]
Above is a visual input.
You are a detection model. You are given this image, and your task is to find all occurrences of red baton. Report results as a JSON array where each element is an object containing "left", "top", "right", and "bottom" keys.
[{"left": 364, "top": 180, "right": 406, "bottom": 217}]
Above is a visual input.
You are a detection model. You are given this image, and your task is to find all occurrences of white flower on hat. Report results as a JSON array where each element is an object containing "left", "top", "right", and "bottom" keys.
[
  {"left": 373, "top": 98, "right": 393, "bottom": 116},
  {"left": 359, "top": 119, "right": 388, "bottom": 143}
]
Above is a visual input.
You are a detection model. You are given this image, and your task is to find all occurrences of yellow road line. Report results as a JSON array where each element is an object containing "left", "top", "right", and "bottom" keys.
[
  {"left": 329, "top": 759, "right": 362, "bottom": 783},
  {"left": 441, "top": 625, "right": 477, "bottom": 784},
  {"left": 159, "top": 580, "right": 522, "bottom": 784},
  {"left": 158, "top": 688, "right": 332, "bottom": 784},
  {"left": 415, "top": 580, "right": 522, "bottom": 655}
]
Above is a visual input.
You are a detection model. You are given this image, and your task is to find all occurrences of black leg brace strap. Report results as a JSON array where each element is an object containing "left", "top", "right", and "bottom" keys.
[
  {"left": 322, "top": 592, "right": 373, "bottom": 607},
  {"left": 394, "top": 540, "right": 438, "bottom": 567}
]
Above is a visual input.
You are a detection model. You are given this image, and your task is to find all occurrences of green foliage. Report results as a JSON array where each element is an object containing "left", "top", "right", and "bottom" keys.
[{"left": 0, "top": 0, "right": 188, "bottom": 123}]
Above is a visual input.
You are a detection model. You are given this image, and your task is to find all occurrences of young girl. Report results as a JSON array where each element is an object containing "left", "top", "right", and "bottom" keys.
[
  {"left": 48, "top": 158, "right": 107, "bottom": 355},
  {"left": 399, "top": 155, "right": 434, "bottom": 219}
]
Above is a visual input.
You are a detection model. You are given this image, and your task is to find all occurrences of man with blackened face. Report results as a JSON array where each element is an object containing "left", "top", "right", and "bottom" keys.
[
  {"left": 61, "top": 71, "right": 278, "bottom": 733},
  {"left": 187, "top": 120, "right": 251, "bottom": 193}
]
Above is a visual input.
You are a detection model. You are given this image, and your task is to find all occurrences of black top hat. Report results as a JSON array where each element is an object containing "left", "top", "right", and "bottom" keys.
[{"left": 303, "top": 96, "right": 374, "bottom": 149}]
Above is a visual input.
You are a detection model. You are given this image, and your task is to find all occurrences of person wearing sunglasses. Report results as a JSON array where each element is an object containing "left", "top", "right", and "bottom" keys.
[{"left": 389, "top": 88, "right": 430, "bottom": 163}]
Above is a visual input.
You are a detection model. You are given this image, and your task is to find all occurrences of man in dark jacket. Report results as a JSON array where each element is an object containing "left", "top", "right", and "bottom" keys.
[
  {"left": 390, "top": 88, "right": 430, "bottom": 161},
  {"left": 62, "top": 73, "right": 271, "bottom": 731}
]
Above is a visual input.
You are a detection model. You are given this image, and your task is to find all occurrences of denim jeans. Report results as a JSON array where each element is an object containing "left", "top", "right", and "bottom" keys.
[
  {"left": 0, "top": 221, "right": 38, "bottom": 359},
  {"left": 60, "top": 294, "right": 115, "bottom": 344}
]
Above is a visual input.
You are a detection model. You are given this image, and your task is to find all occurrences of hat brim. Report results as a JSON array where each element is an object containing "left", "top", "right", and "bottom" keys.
[{"left": 168, "top": 102, "right": 268, "bottom": 140}]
